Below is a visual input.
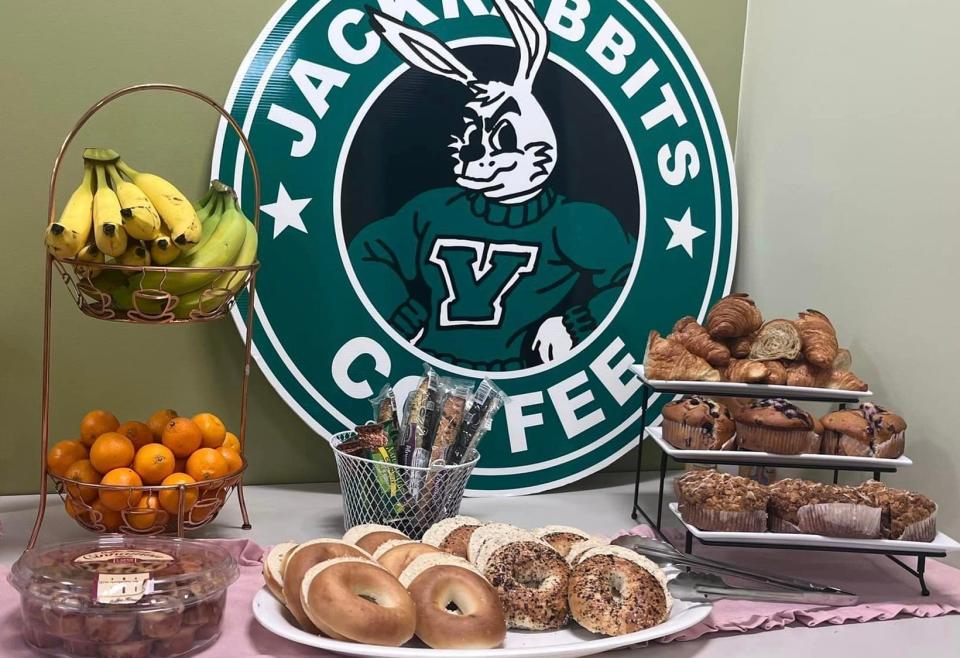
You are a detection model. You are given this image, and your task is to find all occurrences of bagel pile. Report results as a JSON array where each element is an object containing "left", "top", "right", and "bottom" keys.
[{"left": 263, "top": 518, "right": 673, "bottom": 646}]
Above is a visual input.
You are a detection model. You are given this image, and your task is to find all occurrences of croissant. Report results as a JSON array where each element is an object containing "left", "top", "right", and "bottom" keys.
[
  {"left": 726, "top": 333, "right": 756, "bottom": 358},
  {"left": 669, "top": 316, "right": 731, "bottom": 367},
  {"left": 724, "top": 358, "right": 771, "bottom": 383},
  {"left": 796, "top": 309, "right": 839, "bottom": 368},
  {"left": 833, "top": 348, "right": 852, "bottom": 372},
  {"left": 643, "top": 331, "right": 721, "bottom": 382},
  {"left": 706, "top": 293, "right": 763, "bottom": 338},
  {"left": 785, "top": 361, "right": 821, "bottom": 387},
  {"left": 820, "top": 369, "right": 869, "bottom": 392},
  {"left": 749, "top": 319, "right": 802, "bottom": 361},
  {"left": 764, "top": 360, "right": 788, "bottom": 385}
]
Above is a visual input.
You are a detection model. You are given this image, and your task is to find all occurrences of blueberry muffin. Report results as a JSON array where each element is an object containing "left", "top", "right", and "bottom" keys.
[
  {"left": 661, "top": 397, "right": 735, "bottom": 450},
  {"left": 735, "top": 398, "right": 820, "bottom": 454},
  {"left": 821, "top": 403, "right": 906, "bottom": 459}
]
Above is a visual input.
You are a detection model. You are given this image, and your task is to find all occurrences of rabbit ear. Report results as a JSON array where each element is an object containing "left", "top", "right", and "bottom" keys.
[
  {"left": 368, "top": 8, "right": 477, "bottom": 88},
  {"left": 493, "top": 0, "right": 549, "bottom": 89}
]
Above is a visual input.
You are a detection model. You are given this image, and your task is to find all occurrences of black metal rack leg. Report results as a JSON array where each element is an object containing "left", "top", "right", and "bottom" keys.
[
  {"left": 632, "top": 385, "right": 650, "bottom": 522},
  {"left": 833, "top": 470, "right": 839, "bottom": 484},
  {"left": 684, "top": 531, "right": 693, "bottom": 554},
  {"left": 873, "top": 470, "right": 881, "bottom": 481},
  {"left": 885, "top": 555, "right": 930, "bottom": 596},
  {"left": 656, "top": 451, "right": 668, "bottom": 530}
]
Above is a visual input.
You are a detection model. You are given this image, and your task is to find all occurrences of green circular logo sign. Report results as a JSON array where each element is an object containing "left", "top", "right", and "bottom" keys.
[{"left": 213, "top": 0, "right": 736, "bottom": 494}]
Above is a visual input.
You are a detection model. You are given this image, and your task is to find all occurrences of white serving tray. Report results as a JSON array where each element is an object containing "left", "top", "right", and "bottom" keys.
[
  {"left": 646, "top": 426, "right": 912, "bottom": 470},
  {"left": 669, "top": 503, "right": 960, "bottom": 554},
  {"left": 631, "top": 365, "right": 873, "bottom": 401},
  {"left": 253, "top": 584, "right": 711, "bottom": 658}
]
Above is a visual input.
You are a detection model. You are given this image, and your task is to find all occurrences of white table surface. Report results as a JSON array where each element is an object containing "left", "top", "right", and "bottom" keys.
[{"left": 2, "top": 472, "right": 957, "bottom": 657}]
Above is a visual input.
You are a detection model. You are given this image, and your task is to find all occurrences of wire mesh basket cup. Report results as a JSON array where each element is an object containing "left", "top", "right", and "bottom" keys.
[{"left": 329, "top": 431, "right": 479, "bottom": 539}]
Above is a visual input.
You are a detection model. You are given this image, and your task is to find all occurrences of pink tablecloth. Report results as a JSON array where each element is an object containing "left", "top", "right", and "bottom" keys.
[{"left": 1, "top": 532, "right": 958, "bottom": 656}]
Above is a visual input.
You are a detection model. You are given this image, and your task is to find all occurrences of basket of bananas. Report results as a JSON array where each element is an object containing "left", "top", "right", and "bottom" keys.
[{"left": 42, "top": 84, "right": 260, "bottom": 323}]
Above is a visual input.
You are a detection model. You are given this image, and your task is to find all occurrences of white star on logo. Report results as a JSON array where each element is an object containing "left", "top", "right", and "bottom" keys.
[
  {"left": 664, "top": 208, "right": 706, "bottom": 257},
  {"left": 260, "top": 183, "right": 310, "bottom": 239}
]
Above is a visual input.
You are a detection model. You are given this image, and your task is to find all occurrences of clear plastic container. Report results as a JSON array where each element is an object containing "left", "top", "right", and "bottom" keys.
[{"left": 9, "top": 535, "right": 238, "bottom": 658}]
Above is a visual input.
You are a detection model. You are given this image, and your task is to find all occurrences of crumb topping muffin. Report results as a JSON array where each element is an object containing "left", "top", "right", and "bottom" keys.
[
  {"left": 674, "top": 469, "right": 768, "bottom": 512},
  {"left": 857, "top": 480, "right": 935, "bottom": 539},
  {"left": 661, "top": 397, "right": 735, "bottom": 450}
]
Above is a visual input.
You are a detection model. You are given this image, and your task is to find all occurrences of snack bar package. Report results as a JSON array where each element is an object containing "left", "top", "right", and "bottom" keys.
[
  {"left": 354, "top": 423, "right": 401, "bottom": 498},
  {"left": 429, "top": 379, "right": 474, "bottom": 465},
  {"left": 399, "top": 368, "right": 437, "bottom": 466},
  {"left": 447, "top": 379, "right": 507, "bottom": 464}
]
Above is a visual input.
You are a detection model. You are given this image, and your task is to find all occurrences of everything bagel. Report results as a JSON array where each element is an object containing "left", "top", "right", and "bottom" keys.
[{"left": 482, "top": 541, "right": 570, "bottom": 630}]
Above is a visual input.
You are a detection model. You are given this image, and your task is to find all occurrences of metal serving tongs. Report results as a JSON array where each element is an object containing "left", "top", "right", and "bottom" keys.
[{"left": 612, "top": 535, "right": 859, "bottom": 606}]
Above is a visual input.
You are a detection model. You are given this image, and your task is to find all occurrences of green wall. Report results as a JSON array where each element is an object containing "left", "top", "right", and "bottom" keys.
[{"left": 0, "top": 0, "right": 746, "bottom": 494}]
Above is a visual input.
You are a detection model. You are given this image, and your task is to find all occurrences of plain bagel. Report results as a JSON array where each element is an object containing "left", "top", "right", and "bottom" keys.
[
  {"left": 568, "top": 545, "right": 672, "bottom": 636},
  {"left": 399, "top": 553, "right": 506, "bottom": 650},
  {"left": 262, "top": 541, "right": 297, "bottom": 603},
  {"left": 301, "top": 557, "right": 416, "bottom": 646},
  {"left": 373, "top": 540, "right": 444, "bottom": 578},
  {"left": 482, "top": 541, "right": 571, "bottom": 630},
  {"left": 343, "top": 523, "right": 410, "bottom": 554},
  {"left": 281, "top": 539, "right": 371, "bottom": 632},
  {"left": 421, "top": 516, "right": 482, "bottom": 559},
  {"left": 466, "top": 523, "right": 534, "bottom": 565}
]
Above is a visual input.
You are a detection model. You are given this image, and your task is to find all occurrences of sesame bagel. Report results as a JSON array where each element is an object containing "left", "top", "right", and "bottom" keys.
[
  {"left": 400, "top": 553, "right": 506, "bottom": 650},
  {"left": 422, "top": 516, "right": 483, "bottom": 559},
  {"left": 281, "top": 539, "right": 371, "bottom": 632},
  {"left": 466, "top": 523, "right": 534, "bottom": 565},
  {"left": 482, "top": 541, "right": 571, "bottom": 630},
  {"left": 301, "top": 557, "right": 416, "bottom": 646},
  {"left": 568, "top": 545, "right": 672, "bottom": 636},
  {"left": 565, "top": 538, "right": 609, "bottom": 565},
  {"left": 343, "top": 524, "right": 410, "bottom": 554},
  {"left": 532, "top": 526, "right": 592, "bottom": 557}
]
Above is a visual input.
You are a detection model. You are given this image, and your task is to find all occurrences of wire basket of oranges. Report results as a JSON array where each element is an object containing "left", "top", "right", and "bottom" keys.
[{"left": 46, "top": 408, "right": 246, "bottom": 536}]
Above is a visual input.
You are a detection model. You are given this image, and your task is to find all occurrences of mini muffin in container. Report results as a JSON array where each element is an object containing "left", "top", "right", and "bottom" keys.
[
  {"left": 9, "top": 535, "right": 237, "bottom": 658},
  {"left": 735, "top": 398, "right": 819, "bottom": 455}
]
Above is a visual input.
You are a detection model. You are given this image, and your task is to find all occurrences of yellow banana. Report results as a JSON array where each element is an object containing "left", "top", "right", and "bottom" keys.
[
  {"left": 92, "top": 165, "right": 128, "bottom": 257},
  {"left": 116, "top": 160, "right": 201, "bottom": 245},
  {"left": 107, "top": 164, "right": 161, "bottom": 241},
  {"left": 44, "top": 163, "right": 94, "bottom": 259},
  {"left": 149, "top": 227, "right": 181, "bottom": 266},
  {"left": 117, "top": 243, "right": 151, "bottom": 268},
  {"left": 74, "top": 242, "right": 105, "bottom": 278}
]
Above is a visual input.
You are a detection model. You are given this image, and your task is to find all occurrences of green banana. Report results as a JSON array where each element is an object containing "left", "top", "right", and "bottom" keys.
[
  {"left": 45, "top": 163, "right": 94, "bottom": 259},
  {"left": 183, "top": 193, "right": 225, "bottom": 258},
  {"left": 174, "top": 218, "right": 258, "bottom": 318},
  {"left": 132, "top": 195, "right": 247, "bottom": 295}
]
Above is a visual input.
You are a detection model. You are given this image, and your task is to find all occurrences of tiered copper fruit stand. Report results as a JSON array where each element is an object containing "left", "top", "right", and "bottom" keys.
[{"left": 27, "top": 84, "right": 261, "bottom": 549}]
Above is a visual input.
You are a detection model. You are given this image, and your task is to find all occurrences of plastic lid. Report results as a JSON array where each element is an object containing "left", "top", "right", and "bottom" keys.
[{"left": 9, "top": 535, "right": 238, "bottom": 613}]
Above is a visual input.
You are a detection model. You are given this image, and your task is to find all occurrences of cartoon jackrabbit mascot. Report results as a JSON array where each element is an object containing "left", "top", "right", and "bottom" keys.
[{"left": 349, "top": 0, "right": 636, "bottom": 370}]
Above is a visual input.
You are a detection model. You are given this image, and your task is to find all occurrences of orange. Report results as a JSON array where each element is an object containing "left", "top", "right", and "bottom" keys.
[
  {"left": 116, "top": 421, "right": 154, "bottom": 450},
  {"left": 222, "top": 432, "right": 241, "bottom": 452},
  {"left": 217, "top": 447, "right": 243, "bottom": 474},
  {"left": 64, "top": 497, "right": 80, "bottom": 519},
  {"left": 79, "top": 410, "right": 119, "bottom": 447},
  {"left": 162, "top": 418, "right": 202, "bottom": 458},
  {"left": 89, "top": 432, "right": 135, "bottom": 474},
  {"left": 90, "top": 499, "right": 122, "bottom": 532},
  {"left": 192, "top": 413, "right": 226, "bottom": 448},
  {"left": 63, "top": 459, "right": 100, "bottom": 503},
  {"left": 98, "top": 468, "right": 143, "bottom": 511},
  {"left": 158, "top": 473, "right": 198, "bottom": 515},
  {"left": 185, "top": 448, "right": 229, "bottom": 482},
  {"left": 147, "top": 408, "right": 178, "bottom": 441},
  {"left": 127, "top": 494, "right": 162, "bottom": 531},
  {"left": 46, "top": 440, "right": 89, "bottom": 477},
  {"left": 133, "top": 444, "right": 175, "bottom": 485}
]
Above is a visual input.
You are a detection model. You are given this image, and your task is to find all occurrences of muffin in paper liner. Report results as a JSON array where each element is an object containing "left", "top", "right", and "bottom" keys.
[
  {"left": 820, "top": 431, "right": 840, "bottom": 455},
  {"left": 797, "top": 502, "right": 882, "bottom": 539},
  {"left": 678, "top": 503, "right": 768, "bottom": 533},
  {"left": 768, "top": 515, "right": 802, "bottom": 534},
  {"left": 736, "top": 422, "right": 820, "bottom": 455},
  {"left": 662, "top": 418, "right": 720, "bottom": 450},
  {"left": 873, "top": 432, "right": 906, "bottom": 459},
  {"left": 893, "top": 504, "right": 937, "bottom": 542}
]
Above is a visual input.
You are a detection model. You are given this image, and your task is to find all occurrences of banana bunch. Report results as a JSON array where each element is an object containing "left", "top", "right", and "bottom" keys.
[
  {"left": 92, "top": 181, "right": 258, "bottom": 317},
  {"left": 44, "top": 148, "right": 202, "bottom": 261}
]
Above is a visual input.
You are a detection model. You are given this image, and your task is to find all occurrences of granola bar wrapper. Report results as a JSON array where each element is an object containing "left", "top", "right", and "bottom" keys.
[
  {"left": 430, "top": 380, "right": 473, "bottom": 464},
  {"left": 447, "top": 379, "right": 506, "bottom": 464},
  {"left": 873, "top": 432, "right": 906, "bottom": 459},
  {"left": 662, "top": 418, "right": 719, "bottom": 450},
  {"left": 735, "top": 422, "right": 820, "bottom": 455},
  {"left": 797, "top": 502, "right": 882, "bottom": 538},
  {"left": 400, "top": 367, "right": 440, "bottom": 466},
  {"left": 678, "top": 503, "right": 768, "bottom": 533},
  {"left": 354, "top": 423, "right": 402, "bottom": 502},
  {"left": 895, "top": 504, "right": 937, "bottom": 542}
]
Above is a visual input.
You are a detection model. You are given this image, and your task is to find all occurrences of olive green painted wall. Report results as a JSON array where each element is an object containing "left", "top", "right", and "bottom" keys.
[{"left": 0, "top": 1, "right": 746, "bottom": 494}]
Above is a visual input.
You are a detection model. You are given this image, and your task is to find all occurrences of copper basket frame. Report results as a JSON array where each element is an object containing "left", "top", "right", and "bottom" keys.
[{"left": 28, "top": 83, "right": 262, "bottom": 548}]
